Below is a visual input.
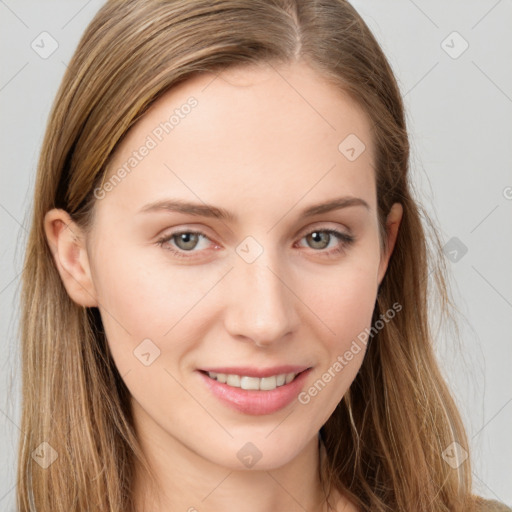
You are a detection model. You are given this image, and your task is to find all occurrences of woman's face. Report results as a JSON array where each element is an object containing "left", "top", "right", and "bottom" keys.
[{"left": 80, "top": 61, "right": 401, "bottom": 470}]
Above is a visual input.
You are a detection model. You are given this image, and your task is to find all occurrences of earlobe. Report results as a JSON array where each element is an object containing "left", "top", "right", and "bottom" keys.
[
  {"left": 377, "top": 202, "right": 403, "bottom": 286},
  {"left": 44, "top": 209, "right": 98, "bottom": 307}
]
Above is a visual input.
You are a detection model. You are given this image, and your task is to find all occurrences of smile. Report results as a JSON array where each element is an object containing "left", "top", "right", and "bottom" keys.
[
  {"left": 206, "top": 371, "right": 300, "bottom": 391},
  {"left": 197, "top": 367, "right": 312, "bottom": 415}
]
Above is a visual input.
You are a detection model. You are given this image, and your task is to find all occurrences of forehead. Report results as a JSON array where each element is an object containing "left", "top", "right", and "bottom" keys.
[{"left": 100, "top": 60, "right": 376, "bottom": 217}]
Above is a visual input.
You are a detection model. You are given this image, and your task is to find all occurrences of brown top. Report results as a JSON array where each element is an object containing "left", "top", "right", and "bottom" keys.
[{"left": 476, "top": 498, "right": 512, "bottom": 512}]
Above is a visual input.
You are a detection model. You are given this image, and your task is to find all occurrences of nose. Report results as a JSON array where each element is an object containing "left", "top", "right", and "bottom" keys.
[{"left": 223, "top": 251, "right": 301, "bottom": 347}]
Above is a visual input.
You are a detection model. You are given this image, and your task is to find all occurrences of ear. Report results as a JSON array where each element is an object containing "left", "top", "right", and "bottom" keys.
[
  {"left": 377, "top": 202, "right": 403, "bottom": 286},
  {"left": 44, "top": 209, "right": 98, "bottom": 307}
]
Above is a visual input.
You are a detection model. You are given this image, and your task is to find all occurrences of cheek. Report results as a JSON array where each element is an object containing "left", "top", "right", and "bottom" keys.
[
  {"left": 301, "top": 255, "right": 379, "bottom": 344},
  {"left": 296, "top": 255, "right": 379, "bottom": 411},
  {"left": 330, "top": 272, "right": 377, "bottom": 342},
  {"left": 91, "top": 238, "right": 199, "bottom": 330},
  {"left": 89, "top": 239, "right": 223, "bottom": 370}
]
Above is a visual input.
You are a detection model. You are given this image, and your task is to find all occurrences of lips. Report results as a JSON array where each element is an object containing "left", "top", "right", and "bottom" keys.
[{"left": 197, "top": 365, "right": 312, "bottom": 415}]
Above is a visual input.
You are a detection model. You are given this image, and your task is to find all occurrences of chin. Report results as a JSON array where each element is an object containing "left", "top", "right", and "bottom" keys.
[{"left": 199, "top": 427, "right": 317, "bottom": 471}]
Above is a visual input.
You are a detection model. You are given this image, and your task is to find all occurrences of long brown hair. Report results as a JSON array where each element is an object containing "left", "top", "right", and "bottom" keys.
[{"left": 18, "top": 1, "right": 476, "bottom": 510}]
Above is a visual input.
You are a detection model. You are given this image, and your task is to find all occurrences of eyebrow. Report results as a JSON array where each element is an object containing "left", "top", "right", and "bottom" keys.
[{"left": 138, "top": 195, "right": 370, "bottom": 221}]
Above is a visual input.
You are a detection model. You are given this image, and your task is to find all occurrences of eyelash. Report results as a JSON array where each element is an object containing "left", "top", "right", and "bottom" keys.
[{"left": 156, "top": 228, "right": 355, "bottom": 259}]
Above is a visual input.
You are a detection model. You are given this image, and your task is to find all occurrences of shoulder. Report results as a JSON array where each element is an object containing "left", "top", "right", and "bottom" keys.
[{"left": 474, "top": 497, "right": 512, "bottom": 512}]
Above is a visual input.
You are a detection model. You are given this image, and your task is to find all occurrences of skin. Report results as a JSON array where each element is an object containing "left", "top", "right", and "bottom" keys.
[{"left": 45, "top": 60, "right": 402, "bottom": 512}]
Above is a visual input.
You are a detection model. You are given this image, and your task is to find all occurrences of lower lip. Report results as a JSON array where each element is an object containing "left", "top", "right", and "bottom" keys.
[{"left": 198, "top": 369, "right": 312, "bottom": 416}]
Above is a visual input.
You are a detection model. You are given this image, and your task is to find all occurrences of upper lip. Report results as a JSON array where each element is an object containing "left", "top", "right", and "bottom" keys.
[{"left": 199, "top": 365, "right": 311, "bottom": 378}]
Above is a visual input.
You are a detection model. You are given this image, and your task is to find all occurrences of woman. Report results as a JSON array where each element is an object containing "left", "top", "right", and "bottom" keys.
[{"left": 17, "top": 0, "right": 511, "bottom": 511}]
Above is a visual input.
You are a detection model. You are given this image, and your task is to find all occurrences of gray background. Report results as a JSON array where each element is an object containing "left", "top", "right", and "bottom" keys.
[{"left": 1, "top": 0, "right": 511, "bottom": 509}]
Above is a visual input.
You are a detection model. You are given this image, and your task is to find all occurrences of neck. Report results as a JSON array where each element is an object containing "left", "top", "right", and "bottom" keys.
[{"left": 133, "top": 423, "right": 333, "bottom": 512}]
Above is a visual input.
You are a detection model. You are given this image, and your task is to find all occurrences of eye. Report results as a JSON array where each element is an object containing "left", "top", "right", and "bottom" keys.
[
  {"left": 156, "top": 227, "right": 355, "bottom": 259},
  {"left": 297, "top": 228, "right": 355, "bottom": 257},
  {"left": 171, "top": 232, "right": 202, "bottom": 251},
  {"left": 156, "top": 230, "right": 214, "bottom": 258}
]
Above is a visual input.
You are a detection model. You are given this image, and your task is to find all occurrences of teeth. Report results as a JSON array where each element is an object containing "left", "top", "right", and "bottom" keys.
[
  {"left": 207, "top": 371, "right": 299, "bottom": 390},
  {"left": 260, "top": 376, "right": 276, "bottom": 390},
  {"left": 226, "top": 374, "right": 241, "bottom": 387},
  {"left": 285, "top": 372, "right": 295, "bottom": 384},
  {"left": 240, "top": 376, "right": 260, "bottom": 390}
]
